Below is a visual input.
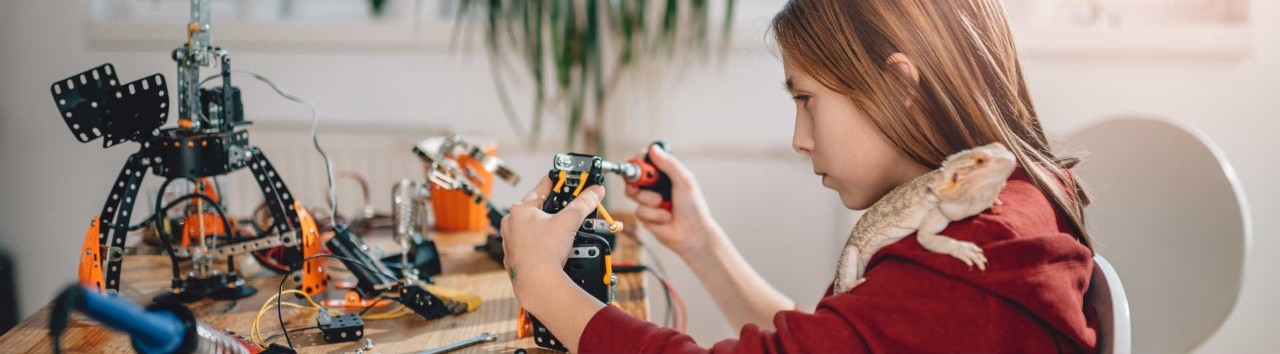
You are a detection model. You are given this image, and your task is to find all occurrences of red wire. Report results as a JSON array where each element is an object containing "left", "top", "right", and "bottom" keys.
[
  {"left": 611, "top": 262, "right": 688, "bottom": 332},
  {"left": 657, "top": 274, "right": 687, "bottom": 332}
]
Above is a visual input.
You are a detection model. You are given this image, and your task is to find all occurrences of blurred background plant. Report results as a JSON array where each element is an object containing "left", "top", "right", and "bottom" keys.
[{"left": 454, "top": 0, "right": 736, "bottom": 154}]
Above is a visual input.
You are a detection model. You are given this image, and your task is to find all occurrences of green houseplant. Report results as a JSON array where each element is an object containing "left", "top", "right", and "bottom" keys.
[{"left": 455, "top": 0, "right": 736, "bottom": 154}]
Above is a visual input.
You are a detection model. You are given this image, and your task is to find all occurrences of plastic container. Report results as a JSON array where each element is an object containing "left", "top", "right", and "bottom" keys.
[{"left": 429, "top": 146, "right": 496, "bottom": 232}]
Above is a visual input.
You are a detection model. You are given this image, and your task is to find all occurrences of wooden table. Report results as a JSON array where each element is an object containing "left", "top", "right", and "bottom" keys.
[{"left": 0, "top": 229, "right": 648, "bottom": 353}]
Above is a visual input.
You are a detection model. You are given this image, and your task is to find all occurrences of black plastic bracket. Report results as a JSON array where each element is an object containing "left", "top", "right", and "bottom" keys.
[
  {"left": 317, "top": 312, "right": 364, "bottom": 343},
  {"left": 399, "top": 284, "right": 452, "bottom": 320},
  {"left": 147, "top": 129, "right": 250, "bottom": 179}
]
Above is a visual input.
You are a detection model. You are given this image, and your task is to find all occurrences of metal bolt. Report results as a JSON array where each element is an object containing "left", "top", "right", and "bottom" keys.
[{"left": 555, "top": 155, "right": 573, "bottom": 169}]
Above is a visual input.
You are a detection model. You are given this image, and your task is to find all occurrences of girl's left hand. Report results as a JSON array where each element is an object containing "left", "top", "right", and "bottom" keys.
[{"left": 500, "top": 176, "right": 606, "bottom": 295}]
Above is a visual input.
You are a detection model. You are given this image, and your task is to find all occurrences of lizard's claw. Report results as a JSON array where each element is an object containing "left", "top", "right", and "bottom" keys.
[
  {"left": 991, "top": 198, "right": 1005, "bottom": 215},
  {"left": 948, "top": 241, "right": 987, "bottom": 272}
]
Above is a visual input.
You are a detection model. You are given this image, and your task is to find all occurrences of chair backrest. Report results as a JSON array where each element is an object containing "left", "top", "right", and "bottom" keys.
[
  {"left": 0, "top": 248, "right": 14, "bottom": 334},
  {"left": 1088, "top": 254, "right": 1131, "bottom": 354},
  {"left": 1066, "top": 117, "right": 1250, "bottom": 353}
]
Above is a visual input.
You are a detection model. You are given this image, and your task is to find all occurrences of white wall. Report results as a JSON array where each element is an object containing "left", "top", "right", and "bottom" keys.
[
  {"left": 2, "top": 0, "right": 1278, "bottom": 351},
  {"left": 1021, "top": 7, "right": 1280, "bottom": 351},
  {"left": 1016, "top": 4, "right": 1280, "bottom": 352}
]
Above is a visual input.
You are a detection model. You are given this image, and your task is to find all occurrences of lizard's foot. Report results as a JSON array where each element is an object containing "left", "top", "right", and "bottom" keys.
[
  {"left": 946, "top": 240, "right": 987, "bottom": 271},
  {"left": 930, "top": 238, "right": 987, "bottom": 271}
]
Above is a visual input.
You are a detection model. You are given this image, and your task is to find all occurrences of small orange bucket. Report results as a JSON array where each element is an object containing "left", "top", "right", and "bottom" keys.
[{"left": 429, "top": 146, "right": 496, "bottom": 232}]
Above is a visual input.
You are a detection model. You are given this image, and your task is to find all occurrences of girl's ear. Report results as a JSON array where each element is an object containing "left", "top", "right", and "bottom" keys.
[
  {"left": 886, "top": 53, "right": 920, "bottom": 84},
  {"left": 886, "top": 53, "right": 920, "bottom": 110}
]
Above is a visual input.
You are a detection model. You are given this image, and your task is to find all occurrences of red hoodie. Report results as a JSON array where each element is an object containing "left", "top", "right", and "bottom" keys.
[{"left": 580, "top": 170, "right": 1098, "bottom": 353}]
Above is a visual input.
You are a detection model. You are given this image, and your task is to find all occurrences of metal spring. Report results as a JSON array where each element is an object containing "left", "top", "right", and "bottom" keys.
[{"left": 192, "top": 322, "right": 251, "bottom": 354}]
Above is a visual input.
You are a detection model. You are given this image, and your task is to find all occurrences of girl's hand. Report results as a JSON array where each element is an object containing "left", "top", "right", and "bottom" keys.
[
  {"left": 626, "top": 145, "right": 722, "bottom": 258},
  {"left": 500, "top": 176, "right": 606, "bottom": 295}
]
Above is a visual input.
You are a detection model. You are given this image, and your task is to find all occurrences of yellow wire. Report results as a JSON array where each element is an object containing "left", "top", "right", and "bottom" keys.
[
  {"left": 250, "top": 290, "right": 334, "bottom": 349},
  {"left": 251, "top": 302, "right": 314, "bottom": 348},
  {"left": 572, "top": 171, "right": 589, "bottom": 196},
  {"left": 249, "top": 289, "right": 426, "bottom": 348},
  {"left": 362, "top": 305, "right": 416, "bottom": 320}
]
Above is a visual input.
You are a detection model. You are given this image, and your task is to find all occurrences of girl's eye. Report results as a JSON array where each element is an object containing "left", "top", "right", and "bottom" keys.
[{"left": 792, "top": 95, "right": 811, "bottom": 103}]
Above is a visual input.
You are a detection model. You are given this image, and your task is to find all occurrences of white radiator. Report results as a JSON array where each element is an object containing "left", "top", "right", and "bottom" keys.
[{"left": 218, "top": 126, "right": 440, "bottom": 221}]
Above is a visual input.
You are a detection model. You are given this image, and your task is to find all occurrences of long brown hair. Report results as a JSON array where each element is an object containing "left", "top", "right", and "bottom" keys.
[{"left": 771, "top": 0, "right": 1093, "bottom": 249}]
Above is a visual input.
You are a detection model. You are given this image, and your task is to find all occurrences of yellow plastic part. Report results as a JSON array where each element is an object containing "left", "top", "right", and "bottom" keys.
[
  {"left": 553, "top": 170, "right": 567, "bottom": 193},
  {"left": 423, "top": 283, "right": 483, "bottom": 313},
  {"left": 603, "top": 255, "right": 613, "bottom": 286},
  {"left": 572, "top": 171, "right": 589, "bottom": 196}
]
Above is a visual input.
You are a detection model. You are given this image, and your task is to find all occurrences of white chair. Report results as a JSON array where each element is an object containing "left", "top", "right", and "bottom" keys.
[
  {"left": 1066, "top": 117, "right": 1250, "bottom": 353},
  {"left": 1087, "top": 254, "right": 1131, "bottom": 354}
]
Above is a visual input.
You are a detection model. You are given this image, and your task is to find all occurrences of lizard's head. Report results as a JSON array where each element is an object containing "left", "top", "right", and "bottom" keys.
[{"left": 927, "top": 142, "right": 1018, "bottom": 220}]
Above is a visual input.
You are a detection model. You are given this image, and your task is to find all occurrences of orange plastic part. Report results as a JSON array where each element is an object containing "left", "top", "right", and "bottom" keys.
[
  {"left": 297, "top": 204, "right": 328, "bottom": 297},
  {"left": 319, "top": 289, "right": 393, "bottom": 309},
  {"left": 430, "top": 146, "right": 497, "bottom": 232},
  {"left": 78, "top": 217, "right": 105, "bottom": 293},
  {"left": 626, "top": 158, "right": 659, "bottom": 187},
  {"left": 179, "top": 178, "right": 229, "bottom": 247},
  {"left": 516, "top": 308, "right": 532, "bottom": 339},
  {"left": 180, "top": 213, "right": 234, "bottom": 248}
]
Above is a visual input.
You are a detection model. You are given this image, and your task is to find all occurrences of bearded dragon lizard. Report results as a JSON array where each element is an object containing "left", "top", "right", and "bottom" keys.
[{"left": 833, "top": 142, "right": 1017, "bottom": 293}]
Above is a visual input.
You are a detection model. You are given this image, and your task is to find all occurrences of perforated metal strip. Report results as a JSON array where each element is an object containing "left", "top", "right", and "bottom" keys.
[
  {"left": 245, "top": 148, "right": 301, "bottom": 234},
  {"left": 124, "top": 234, "right": 295, "bottom": 258},
  {"left": 100, "top": 153, "right": 147, "bottom": 293}
]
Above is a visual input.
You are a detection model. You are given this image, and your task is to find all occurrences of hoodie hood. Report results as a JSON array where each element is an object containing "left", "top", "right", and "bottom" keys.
[{"left": 864, "top": 169, "right": 1098, "bottom": 351}]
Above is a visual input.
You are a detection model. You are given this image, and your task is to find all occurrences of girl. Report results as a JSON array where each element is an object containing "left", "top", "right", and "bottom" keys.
[{"left": 499, "top": 0, "right": 1097, "bottom": 352}]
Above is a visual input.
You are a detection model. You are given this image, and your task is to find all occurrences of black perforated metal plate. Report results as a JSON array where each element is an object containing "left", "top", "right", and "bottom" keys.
[
  {"left": 101, "top": 74, "right": 168, "bottom": 148},
  {"left": 50, "top": 64, "right": 117, "bottom": 143}
]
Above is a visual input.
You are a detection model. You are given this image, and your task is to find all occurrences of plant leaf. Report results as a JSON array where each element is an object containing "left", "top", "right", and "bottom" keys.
[{"left": 455, "top": 0, "right": 737, "bottom": 151}]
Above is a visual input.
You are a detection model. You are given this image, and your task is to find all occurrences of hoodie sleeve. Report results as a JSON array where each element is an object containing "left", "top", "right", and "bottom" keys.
[
  {"left": 579, "top": 258, "right": 1069, "bottom": 353},
  {"left": 579, "top": 292, "right": 873, "bottom": 354},
  {"left": 579, "top": 218, "right": 1094, "bottom": 353}
]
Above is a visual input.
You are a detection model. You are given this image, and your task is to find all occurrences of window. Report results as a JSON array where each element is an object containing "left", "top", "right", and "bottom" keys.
[
  {"left": 86, "top": 0, "right": 461, "bottom": 50},
  {"left": 1001, "top": 0, "right": 1253, "bottom": 58}
]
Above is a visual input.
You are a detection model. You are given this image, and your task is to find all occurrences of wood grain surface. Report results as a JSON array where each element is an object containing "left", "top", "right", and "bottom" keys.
[{"left": 0, "top": 227, "right": 648, "bottom": 354}]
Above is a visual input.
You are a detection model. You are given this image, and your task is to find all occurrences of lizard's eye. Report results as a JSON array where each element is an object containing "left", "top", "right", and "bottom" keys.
[{"left": 975, "top": 158, "right": 986, "bottom": 165}]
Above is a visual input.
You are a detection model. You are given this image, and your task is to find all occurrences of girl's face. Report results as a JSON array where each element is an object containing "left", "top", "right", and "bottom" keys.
[{"left": 783, "top": 56, "right": 929, "bottom": 210}]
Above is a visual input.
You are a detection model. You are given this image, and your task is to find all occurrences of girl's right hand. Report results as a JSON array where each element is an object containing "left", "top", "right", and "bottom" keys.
[{"left": 626, "top": 145, "right": 721, "bottom": 258}]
